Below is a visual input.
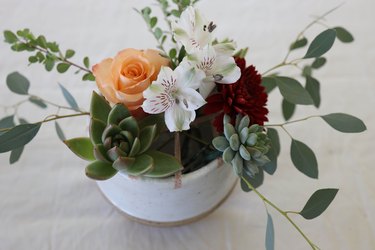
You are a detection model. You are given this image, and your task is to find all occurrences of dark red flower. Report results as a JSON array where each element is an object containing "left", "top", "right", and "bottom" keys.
[{"left": 204, "top": 57, "right": 268, "bottom": 132}]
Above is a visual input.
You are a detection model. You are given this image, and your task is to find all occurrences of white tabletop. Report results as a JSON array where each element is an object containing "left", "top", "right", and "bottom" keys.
[{"left": 0, "top": 0, "right": 374, "bottom": 249}]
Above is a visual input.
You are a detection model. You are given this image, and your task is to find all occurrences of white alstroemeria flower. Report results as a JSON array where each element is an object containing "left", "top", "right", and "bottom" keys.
[
  {"left": 186, "top": 45, "right": 241, "bottom": 98},
  {"left": 142, "top": 63, "right": 206, "bottom": 132},
  {"left": 171, "top": 6, "right": 215, "bottom": 53}
]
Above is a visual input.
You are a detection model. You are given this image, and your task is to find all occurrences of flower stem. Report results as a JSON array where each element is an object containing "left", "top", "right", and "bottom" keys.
[
  {"left": 174, "top": 132, "right": 181, "bottom": 163},
  {"left": 241, "top": 176, "right": 318, "bottom": 249}
]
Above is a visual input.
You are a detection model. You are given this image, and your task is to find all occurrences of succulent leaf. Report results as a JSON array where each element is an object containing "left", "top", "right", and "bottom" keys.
[
  {"left": 239, "top": 145, "right": 251, "bottom": 161},
  {"left": 112, "top": 156, "right": 136, "bottom": 172},
  {"left": 94, "top": 144, "right": 111, "bottom": 163},
  {"left": 101, "top": 124, "right": 121, "bottom": 143},
  {"left": 246, "top": 133, "right": 257, "bottom": 146},
  {"left": 144, "top": 150, "right": 183, "bottom": 178},
  {"left": 138, "top": 125, "right": 157, "bottom": 154},
  {"left": 107, "top": 103, "right": 131, "bottom": 125},
  {"left": 238, "top": 115, "right": 250, "bottom": 132},
  {"left": 107, "top": 146, "right": 127, "bottom": 161},
  {"left": 85, "top": 160, "right": 117, "bottom": 180},
  {"left": 90, "top": 118, "right": 106, "bottom": 145},
  {"left": 64, "top": 137, "right": 95, "bottom": 161},
  {"left": 229, "top": 133, "right": 240, "bottom": 151},
  {"left": 224, "top": 123, "right": 235, "bottom": 141},
  {"left": 126, "top": 154, "right": 154, "bottom": 176},
  {"left": 119, "top": 116, "right": 139, "bottom": 137},
  {"left": 231, "top": 152, "right": 243, "bottom": 176},
  {"left": 223, "top": 147, "right": 235, "bottom": 164},
  {"left": 128, "top": 137, "right": 141, "bottom": 157},
  {"left": 90, "top": 91, "right": 111, "bottom": 124},
  {"left": 240, "top": 127, "right": 249, "bottom": 144},
  {"left": 120, "top": 130, "right": 135, "bottom": 145},
  {"left": 212, "top": 136, "right": 229, "bottom": 152}
]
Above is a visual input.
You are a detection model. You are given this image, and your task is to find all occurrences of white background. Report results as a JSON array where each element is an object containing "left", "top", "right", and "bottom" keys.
[{"left": 0, "top": 0, "right": 374, "bottom": 249}]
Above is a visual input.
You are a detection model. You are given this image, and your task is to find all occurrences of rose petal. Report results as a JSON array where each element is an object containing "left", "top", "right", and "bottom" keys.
[{"left": 92, "top": 58, "right": 119, "bottom": 104}]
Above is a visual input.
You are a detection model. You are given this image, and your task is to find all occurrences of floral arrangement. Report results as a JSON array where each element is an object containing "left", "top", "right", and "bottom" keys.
[{"left": 0, "top": 0, "right": 366, "bottom": 249}]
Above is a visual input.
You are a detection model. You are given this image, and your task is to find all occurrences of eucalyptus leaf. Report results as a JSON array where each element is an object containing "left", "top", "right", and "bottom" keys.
[
  {"left": 321, "top": 113, "right": 366, "bottom": 133},
  {"left": 300, "top": 188, "right": 339, "bottom": 219},
  {"left": 305, "top": 76, "right": 321, "bottom": 108},
  {"left": 0, "top": 123, "right": 41, "bottom": 153},
  {"left": 303, "top": 29, "right": 336, "bottom": 59},
  {"left": 290, "top": 37, "right": 308, "bottom": 50},
  {"left": 29, "top": 96, "right": 47, "bottom": 108},
  {"left": 273, "top": 77, "right": 313, "bottom": 105},
  {"left": 10, "top": 146, "right": 24, "bottom": 164},
  {"left": 54, "top": 121, "right": 66, "bottom": 141},
  {"left": 261, "top": 77, "right": 277, "bottom": 94},
  {"left": 64, "top": 137, "right": 95, "bottom": 161},
  {"left": 65, "top": 49, "right": 75, "bottom": 59},
  {"left": 334, "top": 27, "right": 354, "bottom": 43},
  {"left": 6, "top": 72, "right": 30, "bottom": 95},
  {"left": 240, "top": 169, "right": 264, "bottom": 192},
  {"left": 58, "top": 83, "right": 79, "bottom": 111},
  {"left": 290, "top": 139, "right": 318, "bottom": 179},
  {"left": 0, "top": 115, "right": 15, "bottom": 131},
  {"left": 311, "top": 57, "right": 327, "bottom": 69},
  {"left": 282, "top": 99, "right": 296, "bottom": 121},
  {"left": 263, "top": 128, "right": 279, "bottom": 175},
  {"left": 265, "top": 213, "right": 275, "bottom": 250}
]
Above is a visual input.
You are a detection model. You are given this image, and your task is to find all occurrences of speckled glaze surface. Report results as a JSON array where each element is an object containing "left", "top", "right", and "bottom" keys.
[{"left": 97, "top": 159, "right": 238, "bottom": 226}]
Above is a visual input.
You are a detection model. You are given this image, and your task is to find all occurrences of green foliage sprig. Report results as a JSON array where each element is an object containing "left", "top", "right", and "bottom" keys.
[{"left": 3, "top": 29, "right": 94, "bottom": 81}]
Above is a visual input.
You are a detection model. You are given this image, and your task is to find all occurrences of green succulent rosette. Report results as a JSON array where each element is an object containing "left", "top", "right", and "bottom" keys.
[
  {"left": 212, "top": 114, "right": 271, "bottom": 177},
  {"left": 64, "top": 92, "right": 183, "bottom": 180}
]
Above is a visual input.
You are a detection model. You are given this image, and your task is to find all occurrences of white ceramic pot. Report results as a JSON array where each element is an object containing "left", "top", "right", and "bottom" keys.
[{"left": 97, "top": 158, "right": 238, "bottom": 226}]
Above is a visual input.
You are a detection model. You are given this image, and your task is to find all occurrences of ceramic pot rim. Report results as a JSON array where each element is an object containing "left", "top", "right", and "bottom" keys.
[{"left": 117, "top": 158, "right": 225, "bottom": 184}]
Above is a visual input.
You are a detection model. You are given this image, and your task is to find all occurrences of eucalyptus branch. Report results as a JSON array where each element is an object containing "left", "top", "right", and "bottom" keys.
[
  {"left": 265, "top": 115, "right": 319, "bottom": 127},
  {"left": 29, "top": 95, "right": 84, "bottom": 112},
  {"left": 282, "top": 3, "right": 344, "bottom": 63},
  {"left": 262, "top": 58, "right": 302, "bottom": 76},
  {"left": 241, "top": 176, "right": 319, "bottom": 250},
  {"left": 182, "top": 131, "right": 214, "bottom": 150}
]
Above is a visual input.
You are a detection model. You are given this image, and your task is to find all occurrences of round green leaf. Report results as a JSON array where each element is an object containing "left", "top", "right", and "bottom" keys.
[
  {"left": 0, "top": 123, "right": 41, "bottom": 153},
  {"left": 6, "top": 72, "right": 30, "bottom": 95},
  {"left": 57, "top": 63, "right": 71, "bottom": 73},
  {"left": 303, "top": 29, "right": 336, "bottom": 59},
  {"left": 300, "top": 188, "right": 339, "bottom": 219},
  {"left": 321, "top": 113, "right": 366, "bottom": 133},
  {"left": 4, "top": 30, "right": 18, "bottom": 43},
  {"left": 290, "top": 139, "right": 318, "bottom": 179}
]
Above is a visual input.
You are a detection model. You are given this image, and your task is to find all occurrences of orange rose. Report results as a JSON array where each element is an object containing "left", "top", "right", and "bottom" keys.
[{"left": 92, "top": 49, "right": 169, "bottom": 110}]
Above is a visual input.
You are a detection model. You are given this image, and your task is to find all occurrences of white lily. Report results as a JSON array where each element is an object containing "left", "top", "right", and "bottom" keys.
[
  {"left": 171, "top": 6, "right": 214, "bottom": 53},
  {"left": 185, "top": 45, "right": 241, "bottom": 98},
  {"left": 142, "top": 63, "right": 206, "bottom": 132}
]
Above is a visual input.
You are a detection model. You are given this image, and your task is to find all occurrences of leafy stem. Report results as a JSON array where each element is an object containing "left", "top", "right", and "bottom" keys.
[
  {"left": 26, "top": 42, "right": 91, "bottom": 74},
  {"left": 241, "top": 176, "right": 319, "bottom": 249}
]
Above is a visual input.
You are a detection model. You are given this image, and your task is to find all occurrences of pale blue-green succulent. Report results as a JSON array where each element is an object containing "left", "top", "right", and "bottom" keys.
[{"left": 212, "top": 114, "right": 271, "bottom": 177}]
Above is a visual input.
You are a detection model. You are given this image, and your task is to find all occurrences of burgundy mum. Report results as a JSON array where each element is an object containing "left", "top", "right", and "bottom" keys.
[{"left": 204, "top": 57, "right": 268, "bottom": 132}]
